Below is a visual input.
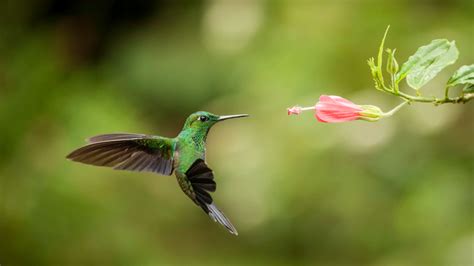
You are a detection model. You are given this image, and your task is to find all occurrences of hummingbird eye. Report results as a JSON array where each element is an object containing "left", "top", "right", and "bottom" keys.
[{"left": 198, "top": 115, "right": 209, "bottom": 122}]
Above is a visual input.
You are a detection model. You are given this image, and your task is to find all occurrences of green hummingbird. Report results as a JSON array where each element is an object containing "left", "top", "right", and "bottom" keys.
[{"left": 66, "top": 111, "right": 248, "bottom": 235}]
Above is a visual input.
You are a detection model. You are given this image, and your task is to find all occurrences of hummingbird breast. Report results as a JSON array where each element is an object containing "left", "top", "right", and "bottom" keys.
[{"left": 173, "top": 138, "right": 206, "bottom": 176}]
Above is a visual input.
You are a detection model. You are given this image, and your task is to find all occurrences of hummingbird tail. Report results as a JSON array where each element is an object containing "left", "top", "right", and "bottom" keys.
[
  {"left": 206, "top": 203, "right": 238, "bottom": 236},
  {"left": 185, "top": 159, "right": 238, "bottom": 236}
]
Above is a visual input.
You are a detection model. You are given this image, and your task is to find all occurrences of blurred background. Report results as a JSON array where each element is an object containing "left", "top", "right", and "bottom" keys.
[{"left": 0, "top": 0, "right": 473, "bottom": 265}]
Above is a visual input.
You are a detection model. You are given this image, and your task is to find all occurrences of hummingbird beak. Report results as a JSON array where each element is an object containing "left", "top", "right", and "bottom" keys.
[{"left": 218, "top": 114, "right": 249, "bottom": 121}]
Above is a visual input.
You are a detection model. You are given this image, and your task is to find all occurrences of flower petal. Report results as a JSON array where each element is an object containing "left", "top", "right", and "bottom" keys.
[
  {"left": 320, "top": 95, "right": 362, "bottom": 109},
  {"left": 315, "top": 110, "right": 361, "bottom": 123},
  {"left": 315, "top": 95, "right": 363, "bottom": 123}
]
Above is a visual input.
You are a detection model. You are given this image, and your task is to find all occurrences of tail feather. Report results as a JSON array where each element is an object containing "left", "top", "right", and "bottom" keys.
[
  {"left": 207, "top": 203, "right": 238, "bottom": 235},
  {"left": 185, "top": 159, "right": 238, "bottom": 235}
]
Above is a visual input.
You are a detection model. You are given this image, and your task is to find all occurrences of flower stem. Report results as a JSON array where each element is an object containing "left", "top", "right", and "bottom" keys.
[{"left": 382, "top": 100, "right": 408, "bottom": 117}]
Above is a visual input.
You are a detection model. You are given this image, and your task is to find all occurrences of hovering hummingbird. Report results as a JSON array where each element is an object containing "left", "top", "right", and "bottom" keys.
[{"left": 66, "top": 111, "right": 248, "bottom": 235}]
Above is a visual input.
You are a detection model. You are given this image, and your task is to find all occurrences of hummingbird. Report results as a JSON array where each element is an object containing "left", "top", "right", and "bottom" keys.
[{"left": 66, "top": 111, "right": 248, "bottom": 235}]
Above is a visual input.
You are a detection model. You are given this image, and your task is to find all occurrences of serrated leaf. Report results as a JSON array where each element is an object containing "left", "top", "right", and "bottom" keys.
[
  {"left": 463, "top": 84, "right": 474, "bottom": 93},
  {"left": 447, "top": 64, "right": 474, "bottom": 87},
  {"left": 396, "top": 39, "right": 459, "bottom": 90}
]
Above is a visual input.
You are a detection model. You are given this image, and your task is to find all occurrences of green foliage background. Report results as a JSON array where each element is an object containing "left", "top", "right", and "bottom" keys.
[{"left": 0, "top": 1, "right": 473, "bottom": 265}]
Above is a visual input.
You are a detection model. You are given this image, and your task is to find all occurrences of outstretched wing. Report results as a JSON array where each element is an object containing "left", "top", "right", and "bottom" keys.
[
  {"left": 66, "top": 133, "right": 175, "bottom": 175},
  {"left": 184, "top": 159, "right": 238, "bottom": 235}
]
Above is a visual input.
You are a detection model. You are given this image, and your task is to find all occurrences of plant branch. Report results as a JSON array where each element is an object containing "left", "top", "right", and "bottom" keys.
[
  {"left": 369, "top": 27, "right": 472, "bottom": 106},
  {"left": 381, "top": 87, "right": 473, "bottom": 104}
]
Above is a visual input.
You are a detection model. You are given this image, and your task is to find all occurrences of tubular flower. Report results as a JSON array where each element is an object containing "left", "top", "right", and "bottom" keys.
[
  {"left": 316, "top": 95, "right": 375, "bottom": 122},
  {"left": 287, "top": 95, "right": 406, "bottom": 123}
]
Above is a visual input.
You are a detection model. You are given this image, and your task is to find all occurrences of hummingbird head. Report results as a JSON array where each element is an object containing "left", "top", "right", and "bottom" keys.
[{"left": 181, "top": 111, "right": 248, "bottom": 138}]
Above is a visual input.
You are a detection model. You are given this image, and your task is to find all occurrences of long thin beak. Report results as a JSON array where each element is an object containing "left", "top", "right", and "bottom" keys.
[{"left": 218, "top": 114, "right": 249, "bottom": 121}]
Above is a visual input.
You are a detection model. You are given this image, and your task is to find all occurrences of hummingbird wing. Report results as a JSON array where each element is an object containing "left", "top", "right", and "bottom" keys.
[
  {"left": 184, "top": 159, "right": 238, "bottom": 235},
  {"left": 66, "top": 133, "right": 175, "bottom": 175}
]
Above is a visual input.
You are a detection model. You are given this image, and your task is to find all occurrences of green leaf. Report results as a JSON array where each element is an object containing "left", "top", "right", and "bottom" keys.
[
  {"left": 463, "top": 84, "right": 474, "bottom": 94},
  {"left": 447, "top": 64, "right": 474, "bottom": 87},
  {"left": 396, "top": 39, "right": 459, "bottom": 90}
]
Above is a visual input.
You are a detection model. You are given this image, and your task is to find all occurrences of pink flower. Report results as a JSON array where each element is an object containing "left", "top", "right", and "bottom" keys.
[
  {"left": 287, "top": 95, "right": 389, "bottom": 123},
  {"left": 315, "top": 95, "right": 364, "bottom": 122}
]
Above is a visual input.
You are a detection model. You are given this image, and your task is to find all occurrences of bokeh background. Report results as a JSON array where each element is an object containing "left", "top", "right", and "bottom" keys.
[{"left": 1, "top": 0, "right": 473, "bottom": 265}]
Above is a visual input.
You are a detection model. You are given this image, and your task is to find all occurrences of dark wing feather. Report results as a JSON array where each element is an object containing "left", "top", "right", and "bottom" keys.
[
  {"left": 67, "top": 133, "right": 175, "bottom": 175},
  {"left": 87, "top": 133, "right": 147, "bottom": 143},
  {"left": 185, "top": 159, "right": 238, "bottom": 235}
]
